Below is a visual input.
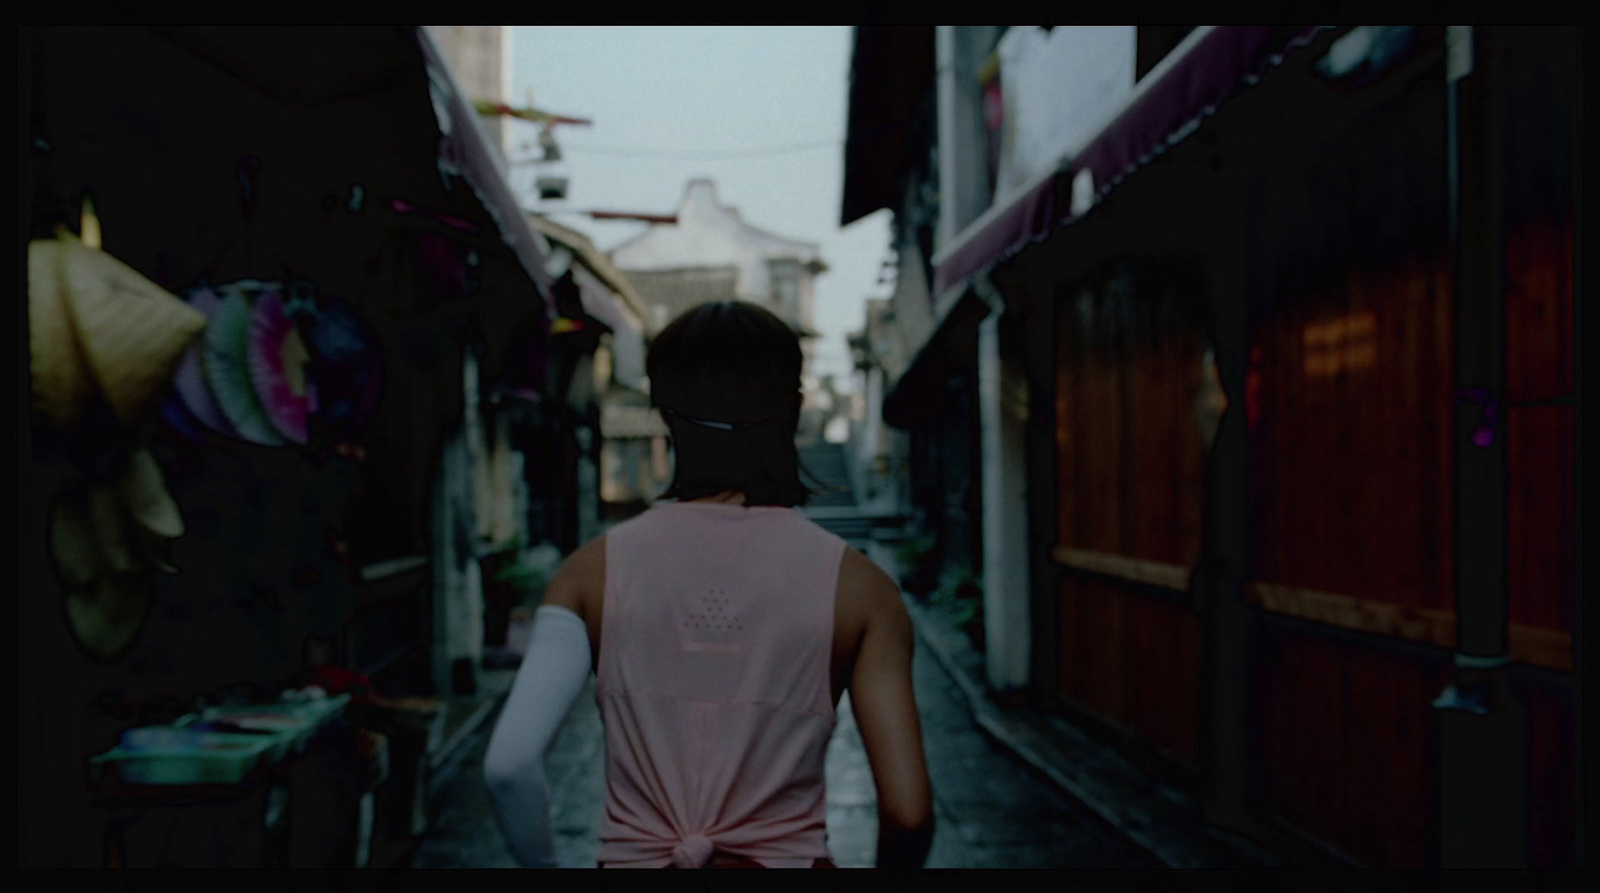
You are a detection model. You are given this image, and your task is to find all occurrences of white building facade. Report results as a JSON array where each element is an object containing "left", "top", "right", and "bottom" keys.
[{"left": 610, "top": 179, "right": 831, "bottom": 438}]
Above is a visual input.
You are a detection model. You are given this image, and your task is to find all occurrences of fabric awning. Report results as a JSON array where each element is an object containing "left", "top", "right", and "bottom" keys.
[
  {"left": 840, "top": 26, "right": 938, "bottom": 227},
  {"left": 572, "top": 264, "right": 647, "bottom": 392},
  {"left": 931, "top": 25, "right": 1334, "bottom": 302},
  {"left": 415, "top": 28, "right": 557, "bottom": 307}
]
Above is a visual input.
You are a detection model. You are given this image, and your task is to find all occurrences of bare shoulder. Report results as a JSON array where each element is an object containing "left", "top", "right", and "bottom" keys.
[
  {"left": 543, "top": 534, "right": 607, "bottom": 621},
  {"left": 836, "top": 544, "right": 908, "bottom": 629}
]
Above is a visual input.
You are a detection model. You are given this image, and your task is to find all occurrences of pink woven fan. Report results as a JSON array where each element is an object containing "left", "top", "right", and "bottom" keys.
[
  {"left": 205, "top": 289, "right": 285, "bottom": 446},
  {"left": 249, "top": 290, "right": 312, "bottom": 444}
]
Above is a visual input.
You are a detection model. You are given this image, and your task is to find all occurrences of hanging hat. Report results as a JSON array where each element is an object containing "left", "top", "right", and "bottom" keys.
[
  {"left": 87, "top": 482, "right": 140, "bottom": 575},
  {"left": 129, "top": 518, "right": 180, "bottom": 575},
  {"left": 50, "top": 491, "right": 156, "bottom": 660},
  {"left": 117, "top": 447, "right": 184, "bottom": 539},
  {"left": 56, "top": 238, "right": 207, "bottom": 428},
  {"left": 64, "top": 572, "right": 154, "bottom": 662},
  {"left": 48, "top": 491, "right": 104, "bottom": 590},
  {"left": 28, "top": 239, "right": 95, "bottom": 430}
]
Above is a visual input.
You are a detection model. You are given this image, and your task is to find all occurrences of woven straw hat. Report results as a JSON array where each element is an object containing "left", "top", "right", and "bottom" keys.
[
  {"left": 117, "top": 447, "right": 184, "bottom": 539},
  {"left": 87, "top": 482, "right": 140, "bottom": 575},
  {"left": 48, "top": 490, "right": 104, "bottom": 589},
  {"left": 64, "top": 572, "right": 154, "bottom": 661},
  {"left": 49, "top": 483, "right": 171, "bottom": 660},
  {"left": 57, "top": 238, "right": 207, "bottom": 428},
  {"left": 28, "top": 239, "right": 95, "bottom": 430}
]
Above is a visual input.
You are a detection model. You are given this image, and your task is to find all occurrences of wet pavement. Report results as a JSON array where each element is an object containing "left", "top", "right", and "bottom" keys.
[{"left": 410, "top": 611, "right": 1156, "bottom": 869}]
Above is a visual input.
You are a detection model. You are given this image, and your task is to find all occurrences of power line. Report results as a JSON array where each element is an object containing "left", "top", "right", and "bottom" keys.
[{"left": 511, "top": 138, "right": 842, "bottom": 163}]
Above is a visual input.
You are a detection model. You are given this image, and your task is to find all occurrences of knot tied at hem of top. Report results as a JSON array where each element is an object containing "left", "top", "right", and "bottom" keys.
[{"left": 670, "top": 833, "right": 716, "bottom": 868}]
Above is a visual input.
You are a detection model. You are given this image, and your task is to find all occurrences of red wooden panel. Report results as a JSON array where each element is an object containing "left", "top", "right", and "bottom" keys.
[
  {"left": 1503, "top": 216, "right": 1575, "bottom": 404},
  {"left": 1086, "top": 349, "right": 1125, "bottom": 555},
  {"left": 1170, "top": 605, "right": 1203, "bottom": 766},
  {"left": 1129, "top": 592, "right": 1162, "bottom": 755},
  {"left": 1522, "top": 677, "right": 1577, "bottom": 868},
  {"left": 1095, "top": 578, "right": 1128, "bottom": 727},
  {"left": 1056, "top": 275, "right": 1206, "bottom": 567},
  {"left": 1126, "top": 594, "right": 1202, "bottom": 768},
  {"left": 1343, "top": 644, "right": 1443, "bottom": 868},
  {"left": 1057, "top": 575, "right": 1087, "bottom": 705},
  {"left": 1502, "top": 213, "right": 1576, "bottom": 636},
  {"left": 1248, "top": 252, "right": 1456, "bottom": 614},
  {"left": 1064, "top": 576, "right": 1103, "bottom": 715},
  {"left": 1506, "top": 406, "right": 1575, "bottom": 632},
  {"left": 1256, "top": 626, "right": 1353, "bottom": 857},
  {"left": 1055, "top": 317, "right": 1079, "bottom": 549},
  {"left": 1058, "top": 576, "right": 1130, "bottom": 731},
  {"left": 1058, "top": 573, "right": 1203, "bottom": 770}
]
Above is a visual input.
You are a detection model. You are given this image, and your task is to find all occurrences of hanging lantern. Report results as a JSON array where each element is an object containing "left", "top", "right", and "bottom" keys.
[{"left": 538, "top": 126, "right": 562, "bottom": 163}]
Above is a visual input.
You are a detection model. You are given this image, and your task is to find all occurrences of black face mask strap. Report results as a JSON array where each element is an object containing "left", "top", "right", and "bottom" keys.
[{"left": 660, "top": 406, "right": 774, "bottom": 432}]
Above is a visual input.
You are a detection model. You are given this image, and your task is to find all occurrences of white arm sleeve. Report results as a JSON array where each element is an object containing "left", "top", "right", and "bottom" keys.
[{"left": 482, "top": 604, "right": 592, "bottom": 868}]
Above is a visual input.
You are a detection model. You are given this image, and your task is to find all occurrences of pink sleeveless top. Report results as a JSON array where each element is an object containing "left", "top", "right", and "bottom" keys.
[{"left": 595, "top": 500, "right": 848, "bottom": 868}]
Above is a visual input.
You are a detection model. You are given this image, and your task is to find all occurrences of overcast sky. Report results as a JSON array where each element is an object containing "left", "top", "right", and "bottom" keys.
[{"left": 508, "top": 26, "right": 892, "bottom": 391}]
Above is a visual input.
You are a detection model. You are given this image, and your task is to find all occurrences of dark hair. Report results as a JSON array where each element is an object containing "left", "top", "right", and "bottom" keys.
[{"left": 646, "top": 300, "right": 817, "bottom": 507}]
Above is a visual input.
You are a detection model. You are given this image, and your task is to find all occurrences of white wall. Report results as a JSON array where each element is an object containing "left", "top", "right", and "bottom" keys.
[
  {"left": 427, "top": 26, "right": 509, "bottom": 157},
  {"left": 992, "top": 26, "right": 1136, "bottom": 199},
  {"left": 613, "top": 178, "right": 830, "bottom": 413},
  {"left": 611, "top": 180, "right": 824, "bottom": 318}
]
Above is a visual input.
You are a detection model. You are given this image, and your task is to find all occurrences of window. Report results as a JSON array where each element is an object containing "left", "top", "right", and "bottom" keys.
[{"left": 770, "top": 259, "right": 800, "bottom": 311}]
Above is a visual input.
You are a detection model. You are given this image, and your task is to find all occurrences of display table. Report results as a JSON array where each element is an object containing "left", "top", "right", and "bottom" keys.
[{"left": 87, "top": 700, "right": 394, "bottom": 868}]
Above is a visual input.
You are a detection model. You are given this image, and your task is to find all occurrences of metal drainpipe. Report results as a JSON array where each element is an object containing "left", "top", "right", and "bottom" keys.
[
  {"left": 974, "top": 269, "right": 1031, "bottom": 690},
  {"left": 1433, "top": 25, "right": 1529, "bottom": 869}
]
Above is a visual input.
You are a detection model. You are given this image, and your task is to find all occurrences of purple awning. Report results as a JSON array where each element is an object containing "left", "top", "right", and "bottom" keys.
[
  {"left": 932, "top": 25, "right": 1333, "bottom": 301},
  {"left": 931, "top": 168, "right": 1058, "bottom": 302},
  {"left": 415, "top": 28, "right": 556, "bottom": 315}
]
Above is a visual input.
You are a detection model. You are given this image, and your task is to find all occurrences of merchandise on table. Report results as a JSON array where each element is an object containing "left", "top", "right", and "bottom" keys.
[{"left": 88, "top": 730, "right": 274, "bottom": 786}]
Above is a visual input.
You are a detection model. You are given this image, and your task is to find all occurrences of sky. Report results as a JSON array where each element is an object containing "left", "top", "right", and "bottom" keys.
[{"left": 507, "top": 26, "right": 892, "bottom": 392}]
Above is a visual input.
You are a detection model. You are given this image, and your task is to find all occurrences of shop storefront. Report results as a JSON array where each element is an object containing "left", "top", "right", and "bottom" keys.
[
  {"left": 925, "top": 25, "right": 1578, "bottom": 871},
  {"left": 23, "top": 25, "right": 558, "bottom": 867}
]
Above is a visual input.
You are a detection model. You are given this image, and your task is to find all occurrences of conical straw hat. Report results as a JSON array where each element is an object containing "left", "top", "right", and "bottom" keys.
[
  {"left": 57, "top": 238, "right": 207, "bottom": 428},
  {"left": 130, "top": 520, "right": 180, "bottom": 575},
  {"left": 48, "top": 491, "right": 104, "bottom": 589},
  {"left": 64, "top": 572, "right": 153, "bottom": 661},
  {"left": 117, "top": 447, "right": 184, "bottom": 538},
  {"left": 28, "top": 240, "right": 95, "bottom": 429},
  {"left": 88, "top": 482, "right": 139, "bottom": 575}
]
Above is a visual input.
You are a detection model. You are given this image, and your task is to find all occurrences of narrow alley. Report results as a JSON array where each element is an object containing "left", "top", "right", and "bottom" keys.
[
  {"left": 24, "top": 26, "right": 1576, "bottom": 874},
  {"left": 411, "top": 584, "right": 1158, "bottom": 869}
]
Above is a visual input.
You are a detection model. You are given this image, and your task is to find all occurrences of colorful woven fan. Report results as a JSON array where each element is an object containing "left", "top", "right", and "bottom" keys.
[
  {"left": 249, "top": 290, "right": 312, "bottom": 444},
  {"left": 173, "top": 287, "right": 243, "bottom": 441},
  {"left": 306, "top": 298, "right": 384, "bottom": 441},
  {"left": 205, "top": 290, "right": 285, "bottom": 446}
]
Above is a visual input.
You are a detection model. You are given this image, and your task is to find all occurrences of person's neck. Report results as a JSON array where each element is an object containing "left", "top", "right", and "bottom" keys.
[{"left": 683, "top": 489, "right": 746, "bottom": 505}]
